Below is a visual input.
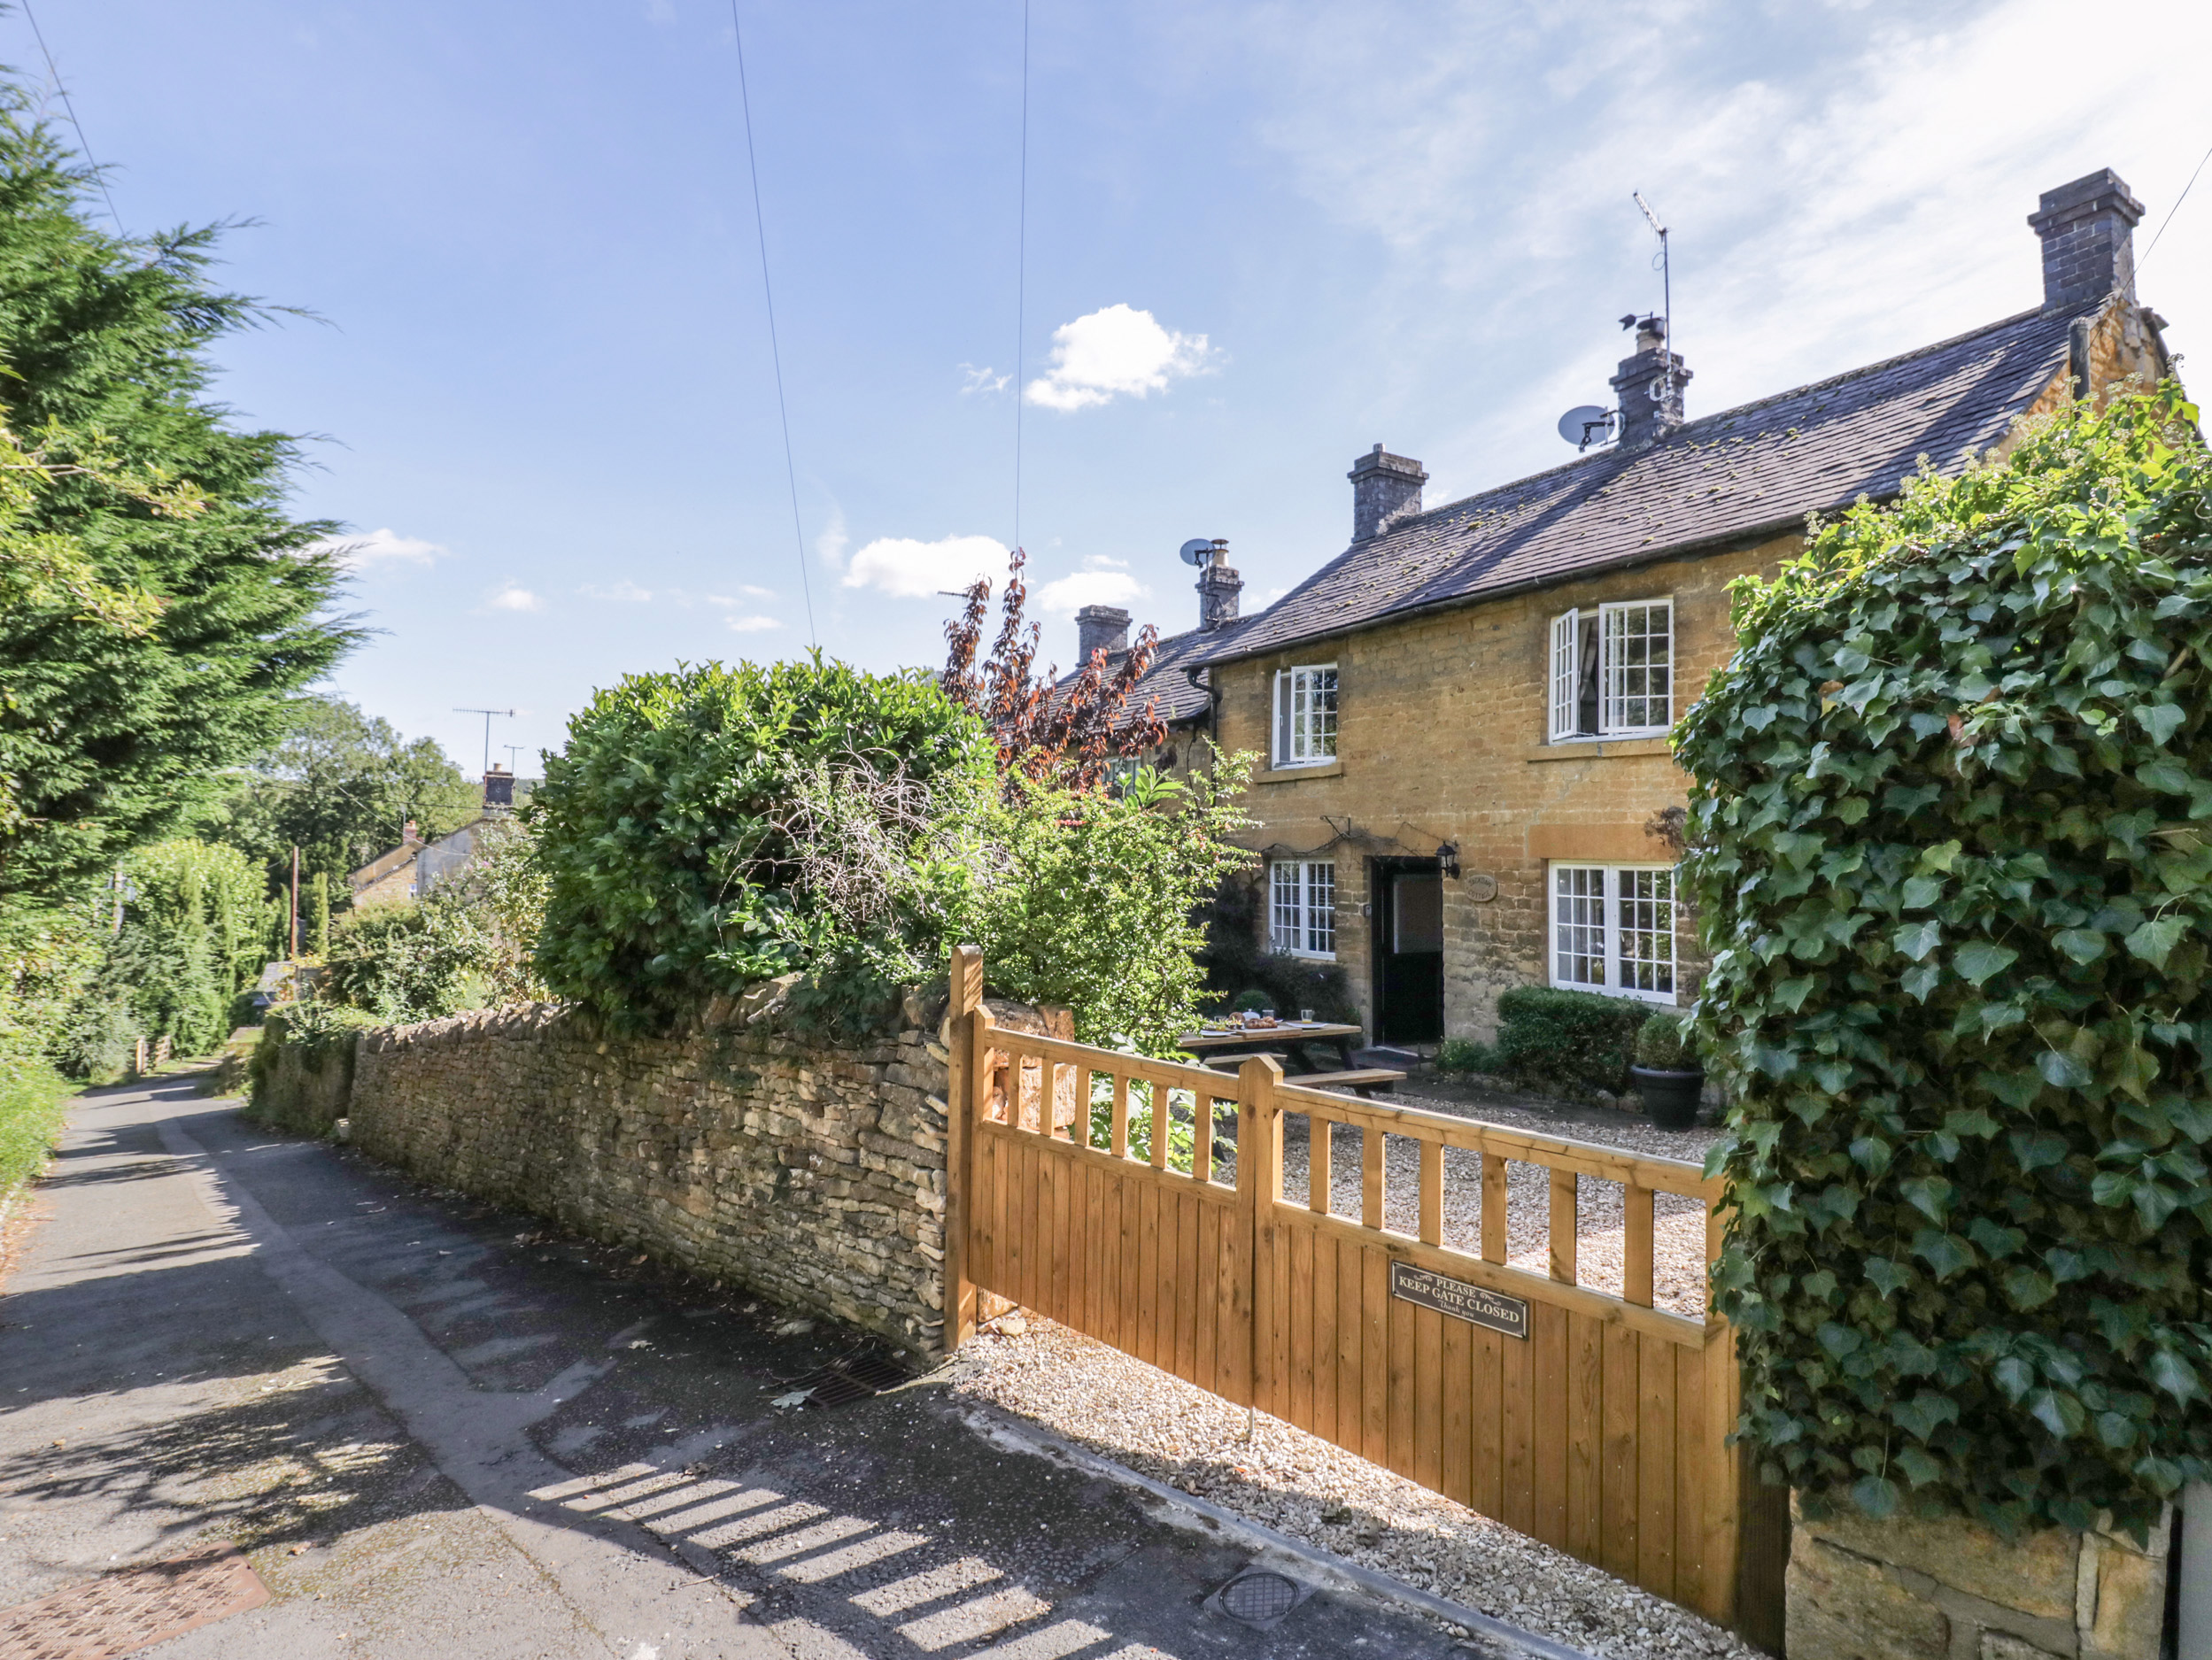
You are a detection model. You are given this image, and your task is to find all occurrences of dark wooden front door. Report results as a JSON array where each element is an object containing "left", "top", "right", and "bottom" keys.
[{"left": 1373, "top": 858, "right": 1444, "bottom": 1045}]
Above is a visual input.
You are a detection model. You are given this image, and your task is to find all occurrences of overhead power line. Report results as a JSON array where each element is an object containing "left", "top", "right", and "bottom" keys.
[
  {"left": 19, "top": 0, "right": 122, "bottom": 233},
  {"left": 2139, "top": 135, "right": 2212, "bottom": 274},
  {"left": 1012, "top": 0, "right": 1031, "bottom": 554},
  {"left": 730, "top": 1, "right": 817, "bottom": 648}
]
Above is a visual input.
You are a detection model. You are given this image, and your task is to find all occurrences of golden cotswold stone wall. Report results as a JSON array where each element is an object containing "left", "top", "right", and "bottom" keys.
[
  {"left": 1788, "top": 1501, "right": 2169, "bottom": 1660},
  {"left": 1211, "top": 534, "right": 1790, "bottom": 1039},
  {"left": 344, "top": 982, "right": 960, "bottom": 1355}
]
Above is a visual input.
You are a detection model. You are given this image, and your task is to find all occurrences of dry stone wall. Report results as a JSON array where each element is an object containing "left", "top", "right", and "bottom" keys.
[
  {"left": 1787, "top": 1497, "right": 2170, "bottom": 1660},
  {"left": 344, "top": 978, "right": 968, "bottom": 1355}
]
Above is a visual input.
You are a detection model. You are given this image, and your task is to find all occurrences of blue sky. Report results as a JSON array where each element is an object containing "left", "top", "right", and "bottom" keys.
[{"left": 34, "top": 0, "right": 2212, "bottom": 775}]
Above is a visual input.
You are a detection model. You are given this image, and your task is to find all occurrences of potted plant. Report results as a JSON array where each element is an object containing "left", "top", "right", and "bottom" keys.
[{"left": 1630, "top": 1012, "right": 1704, "bottom": 1129}]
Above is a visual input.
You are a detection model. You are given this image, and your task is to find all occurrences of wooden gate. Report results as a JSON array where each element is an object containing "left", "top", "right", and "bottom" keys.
[{"left": 942, "top": 949, "right": 1771, "bottom": 1636}]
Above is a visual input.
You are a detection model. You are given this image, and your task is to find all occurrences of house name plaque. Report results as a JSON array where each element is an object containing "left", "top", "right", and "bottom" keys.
[{"left": 1388, "top": 1260, "right": 1529, "bottom": 1340}]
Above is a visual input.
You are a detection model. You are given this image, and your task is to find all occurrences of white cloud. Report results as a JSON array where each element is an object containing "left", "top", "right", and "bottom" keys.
[
  {"left": 486, "top": 583, "right": 543, "bottom": 613},
  {"left": 1025, "top": 305, "right": 1215, "bottom": 412},
  {"left": 312, "top": 527, "right": 443, "bottom": 570},
  {"left": 579, "top": 580, "right": 652, "bottom": 603},
  {"left": 739, "top": 583, "right": 775, "bottom": 598},
  {"left": 726, "top": 614, "right": 782, "bottom": 633},
  {"left": 842, "top": 533, "right": 1009, "bottom": 598},
  {"left": 1033, "top": 568, "right": 1149, "bottom": 615},
  {"left": 960, "top": 363, "right": 1010, "bottom": 395}
]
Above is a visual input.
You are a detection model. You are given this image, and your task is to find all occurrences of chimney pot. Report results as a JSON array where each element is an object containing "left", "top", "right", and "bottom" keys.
[
  {"left": 1607, "top": 320, "right": 1691, "bottom": 452},
  {"left": 1348, "top": 446, "right": 1428, "bottom": 542},
  {"left": 1195, "top": 542, "right": 1241, "bottom": 631},
  {"left": 1074, "top": 605, "right": 1131, "bottom": 663},
  {"left": 2029, "top": 167, "right": 2143, "bottom": 313}
]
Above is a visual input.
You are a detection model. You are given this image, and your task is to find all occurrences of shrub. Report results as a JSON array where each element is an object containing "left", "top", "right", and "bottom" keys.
[
  {"left": 1435, "top": 1037, "right": 1497, "bottom": 1074},
  {"left": 1196, "top": 873, "right": 1356, "bottom": 1024},
  {"left": 1233, "top": 989, "right": 1271, "bottom": 1014},
  {"left": 970, "top": 761, "right": 1255, "bottom": 1054},
  {"left": 529, "top": 656, "right": 994, "bottom": 1031},
  {"left": 1489, "top": 984, "right": 1649, "bottom": 1093},
  {"left": 1633, "top": 1012, "right": 1696, "bottom": 1070},
  {"left": 1677, "top": 383, "right": 2212, "bottom": 1539},
  {"left": 320, "top": 901, "right": 487, "bottom": 1024},
  {"left": 0, "top": 1061, "right": 70, "bottom": 1193}
]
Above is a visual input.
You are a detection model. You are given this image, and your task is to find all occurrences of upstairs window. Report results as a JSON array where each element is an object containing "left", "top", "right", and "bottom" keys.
[
  {"left": 1548, "top": 600, "right": 1673, "bottom": 740},
  {"left": 1270, "top": 860, "right": 1336, "bottom": 958},
  {"left": 1272, "top": 665, "right": 1338, "bottom": 768}
]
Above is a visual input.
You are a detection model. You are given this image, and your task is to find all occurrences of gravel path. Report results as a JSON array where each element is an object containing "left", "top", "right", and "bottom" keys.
[{"left": 955, "top": 1089, "right": 1749, "bottom": 1660}]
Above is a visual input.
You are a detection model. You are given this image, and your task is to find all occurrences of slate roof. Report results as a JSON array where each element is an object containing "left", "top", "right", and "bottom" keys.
[
  {"left": 1076, "top": 614, "right": 1254, "bottom": 729},
  {"left": 1197, "top": 303, "right": 2082, "bottom": 668}
]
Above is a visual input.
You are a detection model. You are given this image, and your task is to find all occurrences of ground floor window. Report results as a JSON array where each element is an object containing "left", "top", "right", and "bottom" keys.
[
  {"left": 1270, "top": 860, "right": 1335, "bottom": 959},
  {"left": 1549, "top": 863, "right": 1675, "bottom": 1002}
]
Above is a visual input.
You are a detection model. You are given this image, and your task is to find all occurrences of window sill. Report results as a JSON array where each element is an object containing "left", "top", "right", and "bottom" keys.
[
  {"left": 1255, "top": 758, "right": 1343, "bottom": 784},
  {"left": 1525, "top": 736, "right": 1673, "bottom": 763},
  {"left": 1549, "top": 979, "right": 1678, "bottom": 1006}
]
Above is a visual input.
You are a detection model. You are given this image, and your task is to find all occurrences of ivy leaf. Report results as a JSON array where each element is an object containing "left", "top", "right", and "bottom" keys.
[
  {"left": 1953, "top": 941, "right": 2019, "bottom": 986},
  {"left": 2053, "top": 928, "right": 2108, "bottom": 965},
  {"left": 2132, "top": 700, "right": 2186, "bottom": 745},
  {"left": 1967, "top": 1216, "right": 2025, "bottom": 1258},
  {"left": 1891, "top": 1391, "right": 1960, "bottom": 1441},
  {"left": 2146, "top": 1348, "right": 2201, "bottom": 1403},
  {"left": 1943, "top": 1107, "right": 2001, "bottom": 1140},
  {"left": 2037, "top": 1050, "right": 2093, "bottom": 1090},
  {"left": 1992, "top": 1355, "right": 2036, "bottom": 1402},
  {"left": 1901, "top": 875, "right": 1945, "bottom": 910},
  {"left": 1861, "top": 1256, "right": 1911, "bottom": 1299},
  {"left": 1849, "top": 1475, "right": 1900, "bottom": 1518},
  {"left": 2138, "top": 757, "right": 2193, "bottom": 796},
  {"left": 1894, "top": 1447, "right": 1944, "bottom": 1487},
  {"left": 2123, "top": 915, "right": 2185, "bottom": 969},
  {"left": 1899, "top": 1176, "right": 1955, "bottom": 1223},
  {"left": 1911, "top": 1228, "right": 1972, "bottom": 1279},
  {"left": 2010, "top": 1128, "right": 2069, "bottom": 1171},
  {"left": 2003, "top": 1268, "right": 2056, "bottom": 1309},
  {"left": 1901, "top": 961, "right": 1944, "bottom": 1002},
  {"left": 2093, "top": 1412, "right": 2139, "bottom": 1449},
  {"left": 1893, "top": 919, "right": 1945, "bottom": 961},
  {"left": 2029, "top": 1387, "right": 2085, "bottom": 1440}
]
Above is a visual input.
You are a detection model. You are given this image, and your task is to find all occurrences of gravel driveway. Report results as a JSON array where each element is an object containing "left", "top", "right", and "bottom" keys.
[{"left": 954, "top": 1088, "right": 1752, "bottom": 1660}]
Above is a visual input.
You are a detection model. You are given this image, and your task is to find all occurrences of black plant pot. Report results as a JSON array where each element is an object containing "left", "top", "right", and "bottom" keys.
[{"left": 1631, "top": 1066, "right": 1705, "bottom": 1130}]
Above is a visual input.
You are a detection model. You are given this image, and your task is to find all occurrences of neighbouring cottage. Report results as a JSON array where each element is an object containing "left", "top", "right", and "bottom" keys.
[
  {"left": 348, "top": 766, "right": 522, "bottom": 908},
  {"left": 1090, "top": 168, "right": 2177, "bottom": 1046}
]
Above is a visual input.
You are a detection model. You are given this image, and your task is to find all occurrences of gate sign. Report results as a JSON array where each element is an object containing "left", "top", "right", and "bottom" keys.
[{"left": 1388, "top": 1260, "right": 1529, "bottom": 1340}]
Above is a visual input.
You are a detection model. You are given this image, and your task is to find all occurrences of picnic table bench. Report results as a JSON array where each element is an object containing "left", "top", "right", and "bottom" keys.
[{"left": 1176, "top": 1022, "right": 1405, "bottom": 1098}]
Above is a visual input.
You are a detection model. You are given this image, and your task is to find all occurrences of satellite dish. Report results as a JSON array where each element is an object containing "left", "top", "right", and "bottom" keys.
[
  {"left": 1179, "top": 537, "right": 1215, "bottom": 567},
  {"left": 1557, "top": 405, "right": 1614, "bottom": 450}
]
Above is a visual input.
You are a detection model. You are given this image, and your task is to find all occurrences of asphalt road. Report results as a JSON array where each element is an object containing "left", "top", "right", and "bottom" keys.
[{"left": 0, "top": 1075, "right": 1505, "bottom": 1659}]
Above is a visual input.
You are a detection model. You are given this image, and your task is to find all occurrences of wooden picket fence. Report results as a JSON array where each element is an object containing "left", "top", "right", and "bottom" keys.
[{"left": 941, "top": 948, "right": 1780, "bottom": 1640}]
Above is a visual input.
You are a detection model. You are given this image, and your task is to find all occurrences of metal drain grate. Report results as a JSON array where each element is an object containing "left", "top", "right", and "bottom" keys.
[
  {"left": 774, "top": 1347, "right": 917, "bottom": 1412},
  {"left": 0, "top": 1542, "right": 268, "bottom": 1659},
  {"left": 1216, "top": 1570, "right": 1301, "bottom": 1626}
]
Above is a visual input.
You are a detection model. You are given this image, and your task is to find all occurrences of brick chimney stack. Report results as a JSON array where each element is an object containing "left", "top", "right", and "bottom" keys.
[
  {"left": 1195, "top": 542, "right": 1241, "bottom": 631},
  {"left": 1075, "top": 605, "right": 1130, "bottom": 663},
  {"left": 1348, "top": 445, "right": 1427, "bottom": 542},
  {"left": 1608, "top": 314, "right": 1690, "bottom": 452},
  {"left": 2030, "top": 168, "right": 2144, "bottom": 314}
]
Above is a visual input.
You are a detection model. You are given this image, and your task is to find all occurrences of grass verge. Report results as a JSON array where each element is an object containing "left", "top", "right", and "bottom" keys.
[{"left": 0, "top": 1062, "right": 74, "bottom": 1197}]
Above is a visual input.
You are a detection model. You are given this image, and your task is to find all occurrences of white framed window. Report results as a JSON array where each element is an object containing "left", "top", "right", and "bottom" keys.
[
  {"left": 1272, "top": 665, "right": 1338, "bottom": 767},
  {"left": 1546, "top": 600, "right": 1673, "bottom": 741},
  {"left": 1548, "top": 863, "right": 1676, "bottom": 1003},
  {"left": 1270, "top": 860, "right": 1336, "bottom": 958}
]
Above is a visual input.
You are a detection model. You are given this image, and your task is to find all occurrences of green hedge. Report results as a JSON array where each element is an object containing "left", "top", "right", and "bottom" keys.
[
  {"left": 1678, "top": 383, "right": 2212, "bottom": 1539},
  {"left": 1490, "top": 985, "right": 1650, "bottom": 1093},
  {"left": 0, "top": 1062, "right": 72, "bottom": 1193},
  {"left": 530, "top": 658, "right": 992, "bottom": 1032}
]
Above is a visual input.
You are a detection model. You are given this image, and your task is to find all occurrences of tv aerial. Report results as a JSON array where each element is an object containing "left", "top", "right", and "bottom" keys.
[
  {"left": 1557, "top": 405, "right": 1616, "bottom": 451},
  {"left": 1179, "top": 537, "right": 1219, "bottom": 567}
]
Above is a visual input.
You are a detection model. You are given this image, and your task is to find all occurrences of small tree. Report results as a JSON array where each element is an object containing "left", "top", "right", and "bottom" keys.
[
  {"left": 1678, "top": 383, "right": 2212, "bottom": 1540},
  {"left": 940, "top": 548, "right": 1168, "bottom": 787}
]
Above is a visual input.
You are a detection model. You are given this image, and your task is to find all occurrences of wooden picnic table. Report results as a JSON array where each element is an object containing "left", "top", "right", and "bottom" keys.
[{"left": 1176, "top": 1022, "right": 1366, "bottom": 1077}]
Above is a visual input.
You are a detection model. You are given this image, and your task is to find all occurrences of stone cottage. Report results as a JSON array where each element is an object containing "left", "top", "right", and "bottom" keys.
[{"left": 1091, "top": 168, "right": 2177, "bottom": 1045}]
